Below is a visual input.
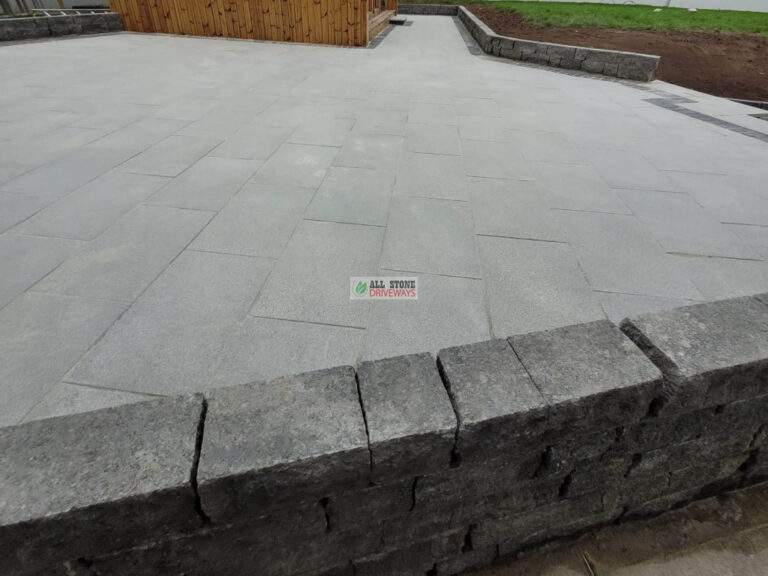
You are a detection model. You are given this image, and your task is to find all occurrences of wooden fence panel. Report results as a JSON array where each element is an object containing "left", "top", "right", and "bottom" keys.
[{"left": 111, "top": 0, "right": 372, "bottom": 45}]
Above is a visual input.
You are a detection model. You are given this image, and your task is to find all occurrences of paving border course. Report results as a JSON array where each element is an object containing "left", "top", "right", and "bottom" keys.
[
  {"left": 0, "top": 13, "right": 123, "bottom": 42},
  {"left": 2, "top": 294, "right": 767, "bottom": 575},
  {"left": 399, "top": 4, "right": 660, "bottom": 81}
]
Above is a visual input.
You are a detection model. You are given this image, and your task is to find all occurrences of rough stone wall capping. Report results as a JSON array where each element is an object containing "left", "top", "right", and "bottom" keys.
[
  {"left": 0, "top": 13, "right": 124, "bottom": 42},
  {"left": 399, "top": 4, "right": 660, "bottom": 81},
  {"left": 2, "top": 294, "right": 767, "bottom": 575}
]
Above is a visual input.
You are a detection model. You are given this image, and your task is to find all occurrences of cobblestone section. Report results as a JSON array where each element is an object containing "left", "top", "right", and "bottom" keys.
[
  {"left": 399, "top": 4, "right": 660, "bottom": 81},
  {"left": 1, "top": 295, "right": 767, "bottom": 575},
  {"left": 0, "top": 13, "right": 123, "bottom": 42}
]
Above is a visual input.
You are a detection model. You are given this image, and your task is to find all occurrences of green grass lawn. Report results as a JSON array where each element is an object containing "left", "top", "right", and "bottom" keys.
[{"left": 400, "top": 0, "right": 768, "bottom": 35}]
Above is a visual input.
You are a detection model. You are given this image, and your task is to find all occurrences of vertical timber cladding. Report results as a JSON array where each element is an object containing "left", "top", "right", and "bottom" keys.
[{"left": 109, "top": 0, "right": 370, "bottom": 46}]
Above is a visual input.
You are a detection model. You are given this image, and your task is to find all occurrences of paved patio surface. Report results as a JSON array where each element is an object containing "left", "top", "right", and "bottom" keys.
[{"left": 1, "top": 16, "right": 768, "bottom": 425}]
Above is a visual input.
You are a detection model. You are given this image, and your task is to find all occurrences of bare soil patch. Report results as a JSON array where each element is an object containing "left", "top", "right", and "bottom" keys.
[{"left": 468, "top": 4, "right": 768, "bottom": 101}]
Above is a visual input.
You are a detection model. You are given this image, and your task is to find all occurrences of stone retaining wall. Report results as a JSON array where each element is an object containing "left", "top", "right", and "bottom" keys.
[
  {"left": 399, "top": 4, "right": 660, "bottom": 82},
  {"left": 2, "top": 294, "right": 768, "bottom": 575},
  {"left": 0, "top": 13, "right": 123, "bottom": 42}
]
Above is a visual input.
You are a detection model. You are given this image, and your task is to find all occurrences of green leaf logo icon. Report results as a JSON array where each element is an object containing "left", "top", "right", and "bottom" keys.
[{"left": 355, "top": 281, "right": 367, "bottom": 296}]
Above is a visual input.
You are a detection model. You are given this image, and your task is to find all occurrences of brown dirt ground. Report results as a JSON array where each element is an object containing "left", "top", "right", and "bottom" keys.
[
  {"left": 469, "top": 481, "right": 768, "bottom": 576},
  {"left": 467, "top": 4, "right": 768, "bottom": 101}
]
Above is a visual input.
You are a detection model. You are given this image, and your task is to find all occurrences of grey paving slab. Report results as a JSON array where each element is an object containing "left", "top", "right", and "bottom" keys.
[
  {"left": 558, "top": 211, "right": 703, "bottom": 301},
  {"left": 69, "top": 105, "right": 158, "bottom": 132},
  {"left": 118, "top": 135, "right": 221, "bottom": 178},
  {"left": 152, "top": 98, "right": 219, "bottom": 122},
  {"left": 0, "top": 147, "right": 134, "bottom": 197},
  {"left": 468, "top": 177, "right": 563, "bottom": 242},
  {"left": 381, "top": 196, "right": 480, "bottom": 278},
  {"left": 362, "top": 92, "right": 411, "bottom": 113},
  {"left": 0, "top": 292, "right": 126, "bottom": 426},
  {"left": 458, "top": 115, "right": 516, "bottom": 143},
  {"left": 0, "top": 126, "right": 111, "bottom": 165},
  {"left": 89, "top": 118, "right": 190, "bottom": 152},
  {"left": 2, "top": 22, "right": 768, "bottom": 421},
  {"left": 0, "top": 110, "right": 81, "bottom": 141},
  {"left": 23, "top": 383, "right": 152, "bottom": 423},
  {"left": 478, "top": 235, "right": 605, "bottom": 337},
  {"left": 665, "top": 171, "right": 768, "bottom": 227},
  {"left": 588, "top": 148, "right": 681, "bottom": 192},
  {"left": 393, "top": 151, "right": 468, "bottom": 201},
  {"left": 517, "top": 131, "right": 586, "bottom": 165},
  {"left": 177, "top": 109, "right": 254, "bottom": 140},
  {"left": 252, "top": 143, "right": 339, "bottom": 188},
  {"left": 214, "top": 316, "right": 364, "bottom": 385},
  {"left": 597, "top": 291, "right": 701, "bottom": 324},
  {"left": 354, "top": 109, "right": 408, "bottom": 135},
  {"left": 35, "top": 205, "right": 212, "bottom": 302},
  {"left": 673, "top": 255, "right": 768, "bottom": 300},
  {"left": 0, "top": 193, "right": 56, "bottom": 234},
  {"left": 147, "top": 157, "right": 260, "bottom": 211},
  {"left": 531, "top": 162, "right": 630, "bottom": 214},
  {"left": 334, "top": 132, "right": 404, "bottom": 171},
  {"left": 363, "top": 272, "right": 490, "bottom": 361},
  {"left": 69, "top": 250, "right": 273, "bottom": 395},
  {"left": 13, "top": 171, "right": 169, "bottom": 240},
  {"left": 251, "top": 220, "right": 384, "bottom": 328},
  {"left": 405, "top": 123, "right": 462, "bottom": 156},
  {"left": 232, "top": 181, "right": 316, "bottom": 211},
  {"left": 451, "top": 97, "right": 501, "bottom": 118},
  {"left": 726, "top": 224, "right": 768, "bottom": 260},
  {"left": 617, "top": 189, "right": 760, "bottom": 260},
  {"left": 408, "top": 102, "right": 458, "bottom": 126},
  {"left": 629, "top": 137, "right": 725, "bottom": 175},
  {"left": 209, "top": 124, "right": 293, "bottom": 160},
  {"left": 304, "top": 166, "right": 395, "bottom": 227},
  {"left": 190, "top": 199, "right": 302, "bottom": 258},
  {"left": 0, "top": 161, "right": 37, "bottom": 186},
  {"left": 287, "top": 116, "right": 355, "bottom": 147},
  {"left": 0, "top": 233, "right": 85, "bottom": 310},
  {"left": 463, "top": 140, "right": 534, "bottom": 181},
  {"left": 502, "top": 107, "right": 564, "bottom": 133}
]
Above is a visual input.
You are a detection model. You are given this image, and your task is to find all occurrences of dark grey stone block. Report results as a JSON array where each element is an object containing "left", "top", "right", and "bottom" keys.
[
  {"left": 357, "top": 353, "right": 457, "bottom": 481},
  {"left": 581, "top": 59, "right": 606, "bottom": 74},
  {"left": 547, "top": 44, "right": 576, "bottom": 64},
  {"left": 617, "top": 55, "right": 660, "bottom": 81},
  {"left": 437, "top": 540, "right": 497, "bottom": 576},
  {"left": 0, "top": 396, "right": 202, "bottom": 575},
  {"left": 486, "top": 492, "right": 610, "bottom": 555},
  {"left": 510, "top": 320, "right": 663, "bottom": 429},
  {"left": 0, "top": 13, "right": 123, "bottom": 42},
  {"left": 86, "top": 504, "right": 341, "bottom": 576},
  {"left": 416, "top": 456, "right": 561, "bottom": 518},
  {"left": 198, "top": 366, "right": 370, "bottom": 523},
  {"left": 329, "top": 480, "right": 413, "bottom": 532},
  {"left": 667, "top": 453, "right": 748, "bottom": 494},
  {"left": 0, "top": 17, "right": 49, "bottom": 41},
  {"left": 48, "top": 15, "right": 82, "bottom": 36},
  {"left": 353, "top": 528, "right": 464, "bottom": 576},
  {"left": 437, "top": 339, "right": 546, "bottom": 463},
  {"left": 621, "top": 296, "right": 768, "bottom": 413},
  {"left": 79, "top": 13, "right": 116, "bottom": 34}
]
